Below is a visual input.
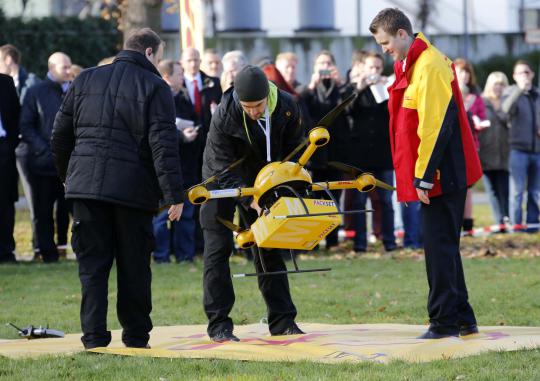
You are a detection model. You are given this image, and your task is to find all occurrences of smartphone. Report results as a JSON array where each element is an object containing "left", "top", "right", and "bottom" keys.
[
  {"left": 319, "top": 69, "right": 331, "bottom": 77},
  {"left": 367, "top": 74, "right": 380, "bottom": 83}
]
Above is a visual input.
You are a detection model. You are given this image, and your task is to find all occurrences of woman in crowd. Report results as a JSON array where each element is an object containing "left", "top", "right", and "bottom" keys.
[{"left": 479, "top": 72, "right": 510, "bottom": 229}]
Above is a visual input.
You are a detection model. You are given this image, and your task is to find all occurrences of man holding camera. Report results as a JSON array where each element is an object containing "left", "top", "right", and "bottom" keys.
[
  {"left": 344, "top": 51, "right": 397, "bottom": 253},
  {"left": 300, "top": 50, "right": 348, "bottom": 250}
]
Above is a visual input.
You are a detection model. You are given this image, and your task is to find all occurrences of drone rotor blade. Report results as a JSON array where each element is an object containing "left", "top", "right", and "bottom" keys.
[
  {"left": 316, "top": 93, "right": 357, "bottom": 128},
  {"left": 375, "top": 179, "right": 396, "bottom": 191},
  {"left": 202, "top": 156, "right": 246, "bottom": 186},
  {"left": 281, "top": 138, "right": 309, "bottom": 163},
  {"left": 216, "top": 216, "right": 243, "bottom": 233},
  {"left": 327, "top": 161, "right": 365, "bottom": 177}
]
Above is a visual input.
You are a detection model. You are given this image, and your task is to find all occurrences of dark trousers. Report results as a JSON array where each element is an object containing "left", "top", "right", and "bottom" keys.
[
  {"left": 483, "top": 170, "right": 510, "bottom": 224},
  {"left": 33, "top": 175, "right": 69, "bottom": 261},
  {"left": 421, "top": 188, "right": 476, "bottom": 334},
  {"left": 312, "top": 168, "right": 342, "bottom": 248},
  {"left": 0, "top": 142, "right": 16, "bottom": 260},
  {"left": 72, "top": 199, "right": 154, "bottom": 348},
  {"left": 352, "top": 169, "right": 396, "bottom": 251},
  {"left": 200, "top": 197, "right": 297, "bottom": 336}
]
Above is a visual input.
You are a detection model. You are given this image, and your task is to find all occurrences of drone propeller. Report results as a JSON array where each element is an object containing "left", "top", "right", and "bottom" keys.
[
  {"left": 201, "top": 156, "right": 246, "bottom": 186},
  {"left": 184, "top": 156, "right": 246, "bottom": 200},
  {"left": 216, "top": 216, "right": 243, "bottom": 233},
  {"left": 281, "top": 138, "right": 308, "bottom": 163},
  {"left": 281, "top": 93, "right": 358, "bottom": 163},
  {"left": 317, "top": 92, "right": 357, "bottom": 128},
  {"left": 328, "top": 161, "right": 395, "bottom": 191}
]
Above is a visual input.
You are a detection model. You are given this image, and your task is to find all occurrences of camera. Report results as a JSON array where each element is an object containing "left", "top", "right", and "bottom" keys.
[
  {"left": 367, "top": 74, "right": 380, "bottom": 83},
  {"left": 319, "top": 69, "right": 331, "bottom": 77}
]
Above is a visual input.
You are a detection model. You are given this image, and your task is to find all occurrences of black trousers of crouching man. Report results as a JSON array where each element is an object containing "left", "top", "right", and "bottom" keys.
[
  {"left": 71, "top": 199, "right": 154, "bottom": 349},
  {"left": 200, "top": 197, "right": 298, "bottom": 337},
  {"left": 421, "top": 188, "right": 477, "bottom": 335}
]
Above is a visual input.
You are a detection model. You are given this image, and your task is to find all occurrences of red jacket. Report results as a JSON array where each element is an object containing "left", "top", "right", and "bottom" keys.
[{"left": 387, "top": 33, "right": 482, "bottom": 202}]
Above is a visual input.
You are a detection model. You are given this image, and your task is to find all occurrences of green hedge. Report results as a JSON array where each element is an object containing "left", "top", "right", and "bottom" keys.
[
  {"left": 474, "top": 51, "right": 540, "bottom": 90},
  {"left": 0, "top": 10, "right": 121, "bottom": 77}
]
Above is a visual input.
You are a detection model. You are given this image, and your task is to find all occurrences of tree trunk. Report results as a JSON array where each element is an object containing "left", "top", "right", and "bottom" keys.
[{"left": 120, "top": 0, "right": 163, "bottom": 43}]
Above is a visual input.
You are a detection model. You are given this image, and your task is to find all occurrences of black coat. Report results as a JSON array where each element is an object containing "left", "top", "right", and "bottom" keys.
[
  {"left": 51, "top": 50, "right": 183, "bottom": 212},
  {"left": 0, "top": 74, "right": 20, "bottom": 201},
  {"left": 19, "top": 76, "right": 65, "bottom": 176},
  {"left": 478, "top": 97, "right": 509, "bottom": 171},
  {"left": 343, "top": 84, "right": 393, "bottom": 170},
  {"left": 300, "top": 80, "right": 349, "bottom": 169},
  {"left": 174, "top": 88, "right": 200, "bottom": 188},
  {"left": 202, "top": 87, "right": 304, "bottom": 192},
  {"left": 14, "top": 68, "right": 40, "bottom": 161}
]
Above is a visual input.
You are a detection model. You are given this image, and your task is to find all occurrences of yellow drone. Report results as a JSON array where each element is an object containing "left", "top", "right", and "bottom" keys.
[{"left": 188, "top": 93, "right": 394, "bottom": 277}]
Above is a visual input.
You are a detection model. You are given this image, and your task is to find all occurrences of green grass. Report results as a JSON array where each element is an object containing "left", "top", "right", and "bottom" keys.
[{"left": 1, "top": 207, "right": 540, "bottom": 380}]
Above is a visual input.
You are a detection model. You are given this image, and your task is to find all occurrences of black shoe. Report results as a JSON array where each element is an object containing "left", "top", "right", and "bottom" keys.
[
  {"left": 83, "top": 342, "right": 110, "bottom": 350},
  {"left": 417, "top": 330, "right": 458, "bottom": 339},
  {"left": 210, "top": 330, "right": 240, "bottom": 342},
  {"left": 459, "top": 324, "right": 479, "bottom": 336},
  {"left": 0, "top": 254, "right": 17, "bottom": 264},
  {"left": 125, "top": 343, "right": 151, "bottom": 349},
  {"left": 273, "top": 323, "right": 305, "bottom": 336}
]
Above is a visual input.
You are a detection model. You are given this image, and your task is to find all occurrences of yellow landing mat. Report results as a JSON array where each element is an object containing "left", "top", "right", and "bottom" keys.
[{"left": 1, "top": 323, "right": 540, "bottom": 363}]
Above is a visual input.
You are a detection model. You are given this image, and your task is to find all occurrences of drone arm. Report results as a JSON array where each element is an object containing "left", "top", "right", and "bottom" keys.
[
  {"left": 207, "top": 187, "right": 257, "bottom": 199},
  {"left": 311, "top": 174, "right": 378, "bottom": 192},
  {"left": 311, "top": 181, "right": 357, "bottom": 191},
  {"left": 294, "top": 127, "right": 330, "bottom": 172}
]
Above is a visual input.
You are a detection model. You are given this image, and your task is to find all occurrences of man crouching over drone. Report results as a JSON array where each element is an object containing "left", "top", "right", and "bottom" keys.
[{"left": 201, "top": 65, "right": 305, "bottom": 342}]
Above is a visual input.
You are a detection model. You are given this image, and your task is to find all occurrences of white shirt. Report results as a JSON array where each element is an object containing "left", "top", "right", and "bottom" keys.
[
  {"left": 184, "top": 72, "right": 203, "bottom": 105},
  {"left": 401, "top": 58, "right": 407, "bottom": 73},
  {"left": 12, "top": 73, "right": 19, "bottom": 90},
  {"left": 256, "top": 107, "right": 271, "bottom": 162}
]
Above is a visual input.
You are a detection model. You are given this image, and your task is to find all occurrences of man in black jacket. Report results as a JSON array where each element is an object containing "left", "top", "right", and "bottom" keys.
[
  {"left": 19, "top": 51, "right": 72, "bottom": 262},
  {"left": 152, "top": 59, "right": 199, "bottom": 263},
  {"left": 344, "top": 51, "right": 397, "bottom": 253},
  {"left": 0, "top": 44, "right": 41, "bottom": 258},
  {"left": 0, "top": 74, "right": 20, "bottom": 263},
  {"left": 300, "top": 50, "right": 349, "bottom": 250},
  {"left": 52, "top": 28, "right": 184, "bottom": 349},
  {"left": 201, "top": 65, "right": 305, "bottom": 342}
]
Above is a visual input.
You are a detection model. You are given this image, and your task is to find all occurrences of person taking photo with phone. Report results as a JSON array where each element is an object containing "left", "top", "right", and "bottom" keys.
[{"left": 300, "top": 50, "right": 348, "bottom": 251}]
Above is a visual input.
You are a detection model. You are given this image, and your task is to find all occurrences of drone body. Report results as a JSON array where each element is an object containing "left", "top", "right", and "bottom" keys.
[{"left": 186, "top": 93, "right": 394, "bottom": 276}]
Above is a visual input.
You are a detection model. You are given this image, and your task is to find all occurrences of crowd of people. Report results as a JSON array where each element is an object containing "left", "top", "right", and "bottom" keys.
[
  {"left": 1, "top": 31, "right": 538, "bottom": 266},
  {"left": 0, "top": 6, "right": 538, "bottom": 346}
]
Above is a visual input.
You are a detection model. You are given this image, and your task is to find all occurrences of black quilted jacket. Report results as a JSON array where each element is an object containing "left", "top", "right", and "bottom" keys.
[{"left": 51, "top": 50, "right": 183, "bottom": 211}]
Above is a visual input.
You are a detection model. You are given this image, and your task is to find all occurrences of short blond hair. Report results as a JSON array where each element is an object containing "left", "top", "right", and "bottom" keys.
[
  {"left": 276, "top": 52, "right": 298, "bottom": 64},
  {"left": 483, "top": 71, "right": 509, "bottom": 100}
]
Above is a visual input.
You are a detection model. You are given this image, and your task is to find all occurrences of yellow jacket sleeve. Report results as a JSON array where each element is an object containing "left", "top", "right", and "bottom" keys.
[{"left": 414, "top": 63, "right": 455, "bottom": 190}]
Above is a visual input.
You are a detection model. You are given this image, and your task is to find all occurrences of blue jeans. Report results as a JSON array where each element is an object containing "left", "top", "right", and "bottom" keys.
[
  {"left": 509, "top": 149, "right": 540, "bottom": 231},
  {"left": 152, "top": 201, "right": 196, "bottom": 262},
  {"left": 401, "top": 201, "right": 423, "bottom": 249},
  {"left": 353, "top": 169, "right": 396, "bottom": 251}
]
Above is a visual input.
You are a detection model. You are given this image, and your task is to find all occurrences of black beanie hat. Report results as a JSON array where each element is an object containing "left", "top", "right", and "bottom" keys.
[{"left": 234, "top": 65, "right": 269, "bottom": 102}]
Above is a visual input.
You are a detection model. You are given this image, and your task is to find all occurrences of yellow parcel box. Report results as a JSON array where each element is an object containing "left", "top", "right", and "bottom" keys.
[{"left": 251, "top": 197, "right": 341, "bottom": 250}]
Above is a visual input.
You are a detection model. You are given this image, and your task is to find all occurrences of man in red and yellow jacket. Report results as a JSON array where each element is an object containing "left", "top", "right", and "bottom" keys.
[{"left": 370, "top": 8, "right": 482, "bottom": 339}]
